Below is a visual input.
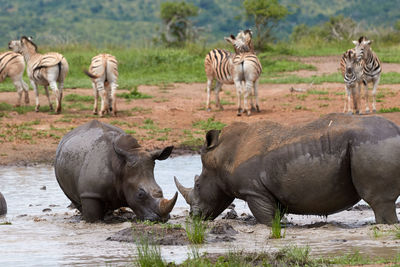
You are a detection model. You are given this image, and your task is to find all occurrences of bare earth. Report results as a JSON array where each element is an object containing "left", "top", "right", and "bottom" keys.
[
  {"left": 1, "top": 56, "right": 400, "bottom": 264},
  {"left": 0, "top": 56, "right": 399, "bottom": 165}
]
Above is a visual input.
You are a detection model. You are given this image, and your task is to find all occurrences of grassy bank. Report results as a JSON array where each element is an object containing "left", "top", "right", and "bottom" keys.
[{"left": 0, "top": 42, "right": 399, "bottom": 93}]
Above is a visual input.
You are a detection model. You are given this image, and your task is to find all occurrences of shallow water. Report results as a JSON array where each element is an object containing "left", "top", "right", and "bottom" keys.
[{"left": 0, "top": 155, "right": 399, "bottom": 266}]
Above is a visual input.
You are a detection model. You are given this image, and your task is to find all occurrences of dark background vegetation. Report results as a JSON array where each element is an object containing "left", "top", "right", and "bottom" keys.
[{"left": 1, "top": 0, "right": 400, "bottom": 46}]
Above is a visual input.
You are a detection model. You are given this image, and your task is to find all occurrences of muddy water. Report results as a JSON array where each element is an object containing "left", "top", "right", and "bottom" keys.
[{"left": 0, "top": 155, "right": 399, "bottom": 266}]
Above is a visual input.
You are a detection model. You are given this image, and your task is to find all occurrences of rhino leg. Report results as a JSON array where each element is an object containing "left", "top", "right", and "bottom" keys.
[
  {"left": 369, "top": 201, "right": 398, "bottom": 224},
  {"left": 81, "top": 197, "right": 105, "bottom": 222},
  {"left": 246, "top": 194, "right": 278, "bottom": 226}
]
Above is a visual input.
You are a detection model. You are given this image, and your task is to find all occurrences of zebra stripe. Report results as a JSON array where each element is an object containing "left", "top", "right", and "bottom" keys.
[
  {"left": 84, "top": 54, "right": 119, "bottom": 117},
  {"left": 353, "top": 36, "right": 382, "bottom": 113},
  {"left": 0, "top": 52, "right": 22, "bottom": 81},
  {"left": 205, "top": 49, "right": 233, "bottom": 83}
]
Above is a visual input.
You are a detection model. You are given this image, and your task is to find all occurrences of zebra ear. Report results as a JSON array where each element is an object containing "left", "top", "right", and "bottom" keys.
[
  {"left": 224, "top": 36, "right": 234, "bottom": 44},
  {"left": 352, "top": 40, "right": 358, "bottom": 46},
  {"left": 363, "top": 40, "right": 372, "bottom": 45}
]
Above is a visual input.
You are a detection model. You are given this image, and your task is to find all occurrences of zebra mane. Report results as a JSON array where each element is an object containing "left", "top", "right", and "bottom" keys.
[{"left": 21, "top": 36, "right": 38, "bottom": 52}]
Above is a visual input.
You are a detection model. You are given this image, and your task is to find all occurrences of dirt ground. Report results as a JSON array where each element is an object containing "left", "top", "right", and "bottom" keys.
[{"left": 0, "top": 55, "right": 399, "bottom": 165}]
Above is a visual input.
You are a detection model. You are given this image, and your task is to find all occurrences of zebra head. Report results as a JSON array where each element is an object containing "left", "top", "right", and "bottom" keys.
[
  {"left": 8, "top": 36, "right": 35, "bottom": 54},
  {"left": 224, "top": 29, "right": 254, "bottom": 54},
  {"left": 344, "top": 49, "right": 357, "bottom": 75},
  {"left": 352, "top": 36, "right": 372, "bottom": 62},
  {"left": 8, "top": 40, "right": 22, "bottom": 53}
]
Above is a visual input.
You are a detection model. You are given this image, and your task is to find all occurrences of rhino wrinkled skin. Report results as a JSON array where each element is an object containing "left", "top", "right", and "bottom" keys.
[
  {"left": 55, "top": 120, "right": 177, "bottom": 222},
  {"left": 0, "top": 192, "right": 7, "bottom": 215},
  {"left": 175, "top": 113, "right": 400, "bottom": 225}
]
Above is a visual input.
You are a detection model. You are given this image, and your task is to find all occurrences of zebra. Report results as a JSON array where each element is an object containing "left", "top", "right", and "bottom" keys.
[
  {"left": 204, "top": 30, "right": 262, "bottom": 116},
  {"left": 340, "top": 48, "right": 365, "bottom": 114},
  {"left": 352, "top": 36, "right": 382, "bottom": 113},
  {"left": 84, "top": 54, "right": 119, "bottom": 117},
  {"left": 0, "top": 51, "right": 29, "bottom": 107},
  {"left": 9, "top": 36, "right": 69, "bottom": 113}
]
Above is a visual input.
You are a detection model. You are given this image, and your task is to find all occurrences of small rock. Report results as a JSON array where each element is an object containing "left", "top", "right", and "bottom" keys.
[
  {"left": 40, "top": 186, "right": 46, "bottom": 190},
  {"left": 222, "top": 209, "right": 238, "bottom": 219},
  {"left": 42, "top": 208, "right": 52, "bottom": 212},
  {"left": 210, "top": 223, "right": 238, "bottom": 235}
]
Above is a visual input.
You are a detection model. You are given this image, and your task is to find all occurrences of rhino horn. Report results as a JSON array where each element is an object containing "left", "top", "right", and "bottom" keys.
[
  {"left": 159, "top": 192, "right": 178, "bottom": 217},
  {"left": 174, "top": 176, "right": 193, "bottom": 205}
]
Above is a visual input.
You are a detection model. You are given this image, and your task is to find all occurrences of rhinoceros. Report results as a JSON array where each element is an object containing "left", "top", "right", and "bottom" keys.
[
  {"left": 0, "top": 192, "right": 7, "bottom": 215},
  {"left": 55, "top": 120, "right": 177, "bottom": 222},
  {"left": 175, "top": 113, "right": 400, "bottom": 225}
]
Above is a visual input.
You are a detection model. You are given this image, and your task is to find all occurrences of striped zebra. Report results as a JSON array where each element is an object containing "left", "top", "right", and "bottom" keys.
[
  {"left": 9, "top": 36, "right": 69, "bottom": 113},
  {"left": 205, "top": 30, "right": 262, "bottom": 116},
  {"left": 340, "top": 49, "right": 365, "bottom": 114},
  {"left": 0, "top": 51, "right": 29, "bottom": 107},
  {"left": 84, "top": 54, "right": 119, "bottom": 117},
  {"left": 352, "top": 36, "right": 382, "bottom": 113}
]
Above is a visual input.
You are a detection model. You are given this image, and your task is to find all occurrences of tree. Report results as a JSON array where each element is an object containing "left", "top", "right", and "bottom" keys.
[
  {"left": 159, "top": 1, "right": 199, "bottom": 47},
  {"left": 242, "top": 0, "right": 288, "bottom": 49}
]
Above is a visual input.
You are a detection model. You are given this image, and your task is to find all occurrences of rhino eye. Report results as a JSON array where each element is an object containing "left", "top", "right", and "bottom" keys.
[{"left": 137, "top": 188, "right": 147, "bottom": 200}]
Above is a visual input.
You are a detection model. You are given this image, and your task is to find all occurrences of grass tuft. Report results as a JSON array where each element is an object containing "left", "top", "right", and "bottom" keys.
[
  {"left": 193, "top": 117, "right": 226, "bottom": 132},
  {"left": 270, "top": 206, "right": 286, "bottom": 239},
  {"left": 117, "top": 86, "right": 152, "bottom": 100},
  {"left": 185, "top": 216, "right": 207, "bottom": 244},
  {"left": 378, "top": 107, "right": 400, "bottom": 113},
  {"left": 64, "top": 94, "right": 93, "bottom": 102},
  {"left": 135, "top": 236, "right": 165, "bottom": 267}
]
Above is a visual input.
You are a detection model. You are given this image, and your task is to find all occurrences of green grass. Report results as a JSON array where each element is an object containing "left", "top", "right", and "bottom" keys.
[
  {"left": 185, "top": 216, "right": 207, "bottom": 244},
  {"left": 378, "top": 107, "right": 400, "bottom": 113},
  {"left": 135, "top": 236, "right": 165, "bottom": 267},
  {"left": 193, "top": 117, "right": 226, "bottom": 132},
  {"left": 117, "top": 86, "right": 153, "bottom": 100},
  {"left": 270, "top": 207, "right": 285, "bottom": 239},
  {"left": 0, "top": 221, "right": 12, "bottom": 225},
  {"left": 64, "top": 94, "right": 93, "bottom": 102}
]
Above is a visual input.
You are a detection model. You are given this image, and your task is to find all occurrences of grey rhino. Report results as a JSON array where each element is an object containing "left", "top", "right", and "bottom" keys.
[
  {"left": 175, "top": 113, "right": 400, "bottom": 225},
  {"left": 0, "top": 192, "right": 7, "bottom": 215},
  {"left": 55, "top": 120, "right": 177, "bottom": 222}
]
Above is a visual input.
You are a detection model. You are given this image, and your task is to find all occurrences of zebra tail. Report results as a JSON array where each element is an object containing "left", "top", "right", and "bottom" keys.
[{"left": 83, "top": 69, "right": 99, "bottom": 79}]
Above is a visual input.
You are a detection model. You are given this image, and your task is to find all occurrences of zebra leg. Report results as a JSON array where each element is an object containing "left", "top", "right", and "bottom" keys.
[
  {"left": 364, "top": 82, "right": 370, "bottom": 114},
  {"left": 371, "top": 76, "right": 380, "bottom": 113},
  {"left": 254, "top": 80, "right": 260, "bottom": 112},
  {"left": 234, "top": 80, "right": 243, "bottom": 116},
  {"left": 110, "top": 81, "right": 118, "bottom": 116},
  {"left": 30, "top": 81, "right": 41, "bottom": 112},
  {"left": 215, "top": 81, "right": 223, "bottom": 110},
  {"left": 12, "top": 80, "right": 23, "bottom": 107},
  {"left": 96, "top": 81, "right": 107, "bottom": 117},
  {"left": 58, "top": 80, "right": 64, "bottom": 113},
  {"left": 92, "top": 82, "right": 98, "bottom": 115},
  {"left": 344, "top": 84, "right": 352, "bottom": 114},
  {"left": 351, "top": 83, "right": 361, "bottom": 115},
  {"left": 206, "top": 78, "right": 213, "bottom": 112},
  {"left": 244, "top": 80, "right": 252, "bottom": 116},
  {"left": 43, "top": 85, "right": 54, "bottom": 111},
  {"left": 22, "top": 80, "right": 29, "bottom": 104},
  {"left": 49, "top": 81, "right": 61, "bottom": 113}
]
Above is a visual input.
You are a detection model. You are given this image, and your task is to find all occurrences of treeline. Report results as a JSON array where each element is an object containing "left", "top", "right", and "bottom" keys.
[{"left": 0, "top": 0, "right": 399, "bottom": 48}]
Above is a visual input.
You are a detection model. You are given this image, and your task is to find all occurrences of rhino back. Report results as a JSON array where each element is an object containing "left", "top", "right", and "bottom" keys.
[
  {"left": 215, "top": 114, "right": 400, "bottom": 215},
  {"left": 55, "top": 120, "right": 123, "bottom": 207}
]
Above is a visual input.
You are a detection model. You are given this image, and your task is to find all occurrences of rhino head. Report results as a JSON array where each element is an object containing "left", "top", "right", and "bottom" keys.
[
  {"left": 174, "top": 130, "right": 234, "bottom": 220},
  {"left": 113, "top": 134, "right": 177, "bottom": 222}
]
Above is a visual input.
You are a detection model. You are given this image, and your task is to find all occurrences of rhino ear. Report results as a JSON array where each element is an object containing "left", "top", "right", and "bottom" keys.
[
  {"left": 205, "top": 130, "right": 220, "bottom": 150},
  {"left": 151, "top": 146, "right": 174, "bottom": 161},
  {"left": 113, "top": 134, "right": 141, "bottom": 165}
]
